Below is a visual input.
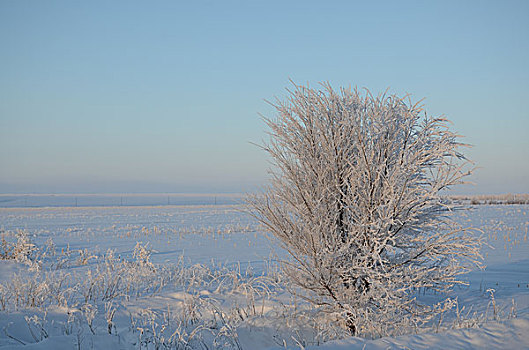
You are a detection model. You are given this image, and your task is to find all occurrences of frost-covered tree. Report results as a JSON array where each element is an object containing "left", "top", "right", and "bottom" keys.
[{"left": 249, "top": 83, "right": 482, "bottom": 337}]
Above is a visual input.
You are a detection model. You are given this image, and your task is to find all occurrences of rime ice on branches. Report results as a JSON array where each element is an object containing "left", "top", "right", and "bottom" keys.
[{"left": 249, "top": 82, "right": 482, "bottom": 338}]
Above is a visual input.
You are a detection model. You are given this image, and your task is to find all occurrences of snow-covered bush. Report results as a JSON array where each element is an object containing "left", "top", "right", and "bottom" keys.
[{"left": 249, "top": 82, "right": 482, "bottom": 337}]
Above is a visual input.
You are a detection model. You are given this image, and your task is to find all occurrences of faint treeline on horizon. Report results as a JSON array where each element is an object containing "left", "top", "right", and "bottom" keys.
[{"left": 0, "top": 193, "right": 245, "bottom": 208}]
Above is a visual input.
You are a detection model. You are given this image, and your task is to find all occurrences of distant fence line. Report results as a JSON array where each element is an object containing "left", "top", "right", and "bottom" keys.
[
  {"left": 0, "top": 194, "right": 245, "bottom": 208},
  {"left": 2, "top": 193, "right": 528, "bottom": 208},
  {"left": 448, "top": 193, "right": 529, "bottom": 205}
]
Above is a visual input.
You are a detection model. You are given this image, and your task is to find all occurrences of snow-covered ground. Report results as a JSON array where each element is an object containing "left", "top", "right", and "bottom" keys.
[{"left": 0, "top": 204, "right": 528, "bottom": 349}]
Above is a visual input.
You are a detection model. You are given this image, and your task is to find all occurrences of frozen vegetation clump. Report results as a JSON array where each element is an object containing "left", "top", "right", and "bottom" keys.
[
  {"left": 249, "top": 82, "right": 483, "bottom": 337},
  {"left": 1, "top": 229, "right": 39, "bottom": 269}
]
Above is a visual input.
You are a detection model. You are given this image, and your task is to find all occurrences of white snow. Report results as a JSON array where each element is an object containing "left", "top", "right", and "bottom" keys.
[{"left": 0, "top": 204, "right": 528, "bottom": 349}]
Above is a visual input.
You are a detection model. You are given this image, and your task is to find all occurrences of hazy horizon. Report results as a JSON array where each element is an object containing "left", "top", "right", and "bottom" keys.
[{"left": 1, "top": 1, "right": 528, "bottom": 195}]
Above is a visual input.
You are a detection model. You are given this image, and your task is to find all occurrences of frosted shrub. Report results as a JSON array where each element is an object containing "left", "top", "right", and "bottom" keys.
[
  {"left": 249, "top": 83, "right": 482, "bottom": 337},
  {"left": 13, "top": 230, "right": 37, "bottom": 265},
  {"left": 0, "top": 230, "right": 39, "bottom": 268},
  {"left": 132, "top": 242, "right": 156, "bottom": 272}
]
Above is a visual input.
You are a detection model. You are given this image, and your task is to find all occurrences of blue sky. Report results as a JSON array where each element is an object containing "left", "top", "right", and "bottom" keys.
[{"left": 1, "top": 0, "right": 528, "bottom": 194}]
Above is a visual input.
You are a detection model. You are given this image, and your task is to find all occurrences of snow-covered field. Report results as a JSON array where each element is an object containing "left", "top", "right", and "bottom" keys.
[{"left": 0, "top": 203, "right": 528, "bottom": 349}]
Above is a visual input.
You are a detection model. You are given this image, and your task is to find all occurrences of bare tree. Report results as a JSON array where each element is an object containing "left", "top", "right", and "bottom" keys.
[{"left": 249, "top": 82, "right": 482, "bottom": 337}]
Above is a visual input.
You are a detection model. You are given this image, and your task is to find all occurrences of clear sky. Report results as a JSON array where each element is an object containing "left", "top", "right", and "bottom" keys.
[{"left": 1, "top": 0, "right": 528, "bottom": 194}]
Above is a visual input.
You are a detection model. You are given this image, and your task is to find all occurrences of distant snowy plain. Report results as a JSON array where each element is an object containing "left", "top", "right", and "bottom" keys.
[{"left": 0, "top": 201, "right": 528, "bottom": 349}]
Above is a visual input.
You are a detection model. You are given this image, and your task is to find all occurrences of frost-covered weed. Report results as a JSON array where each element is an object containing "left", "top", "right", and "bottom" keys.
[
  {"left": 76, "top": 248, "right": 97, "bottom": 266},
  {"left": 25, "top": 313, "right": 49, "bottom": 342},
  {"left": 78, "top": 243, "right": 168, "bottom": 303},
  {"left": 1, "top": 230, "right": 39, "bottom": 269},
  {"left": 0, "top": 271, "right": 74, "bottom": 310},
  {"left": 81, "top": 303, "right": 97, "bottom": 334},
  {"left": 134, "top": 306, "right": 210, "bottom": 350}
]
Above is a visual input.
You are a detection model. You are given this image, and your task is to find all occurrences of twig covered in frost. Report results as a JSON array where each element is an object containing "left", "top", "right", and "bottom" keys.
[
  {"left": 82, "top": 303, "right": 97, "bottom": 335},
  {"left": 25, "top": 313, "right": 49, "bottom": 342},
  {"left": 105, "top": 301, "right": 116, "bottom": 334}
]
